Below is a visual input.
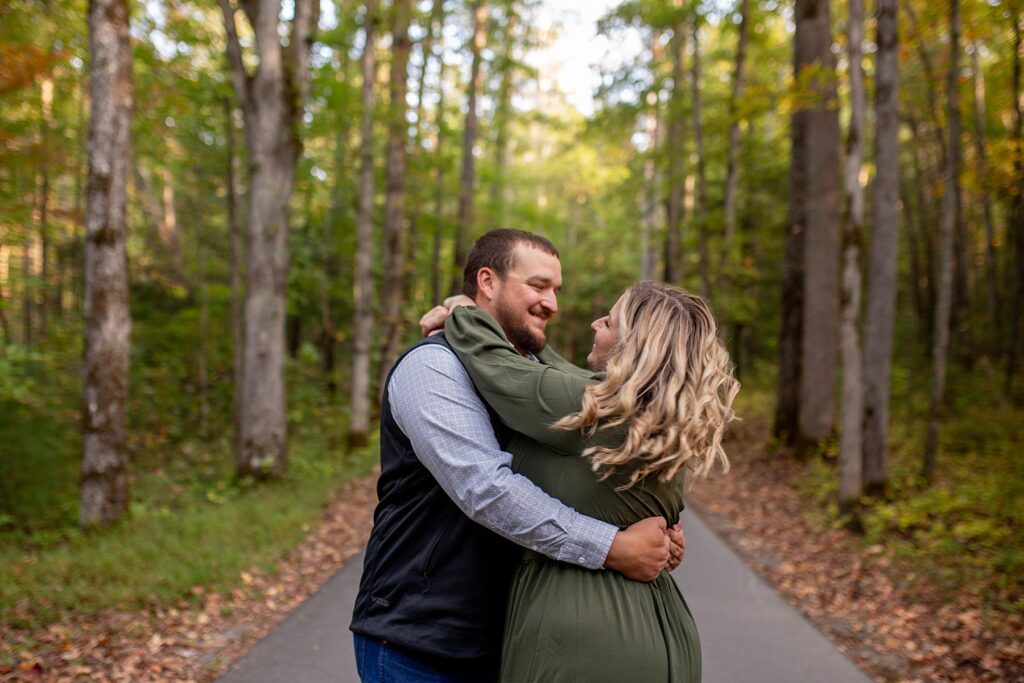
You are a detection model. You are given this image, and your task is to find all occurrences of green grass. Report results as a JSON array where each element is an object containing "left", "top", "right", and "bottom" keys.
[
  {"left": 0, "top": 434, "right": 377, "bottom": 627},
  {"left": 0, "top": 325, "right": 378, "bottom": 629}
]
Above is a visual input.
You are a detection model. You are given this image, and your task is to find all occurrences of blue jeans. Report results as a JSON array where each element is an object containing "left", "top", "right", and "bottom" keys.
[{"left": 352, "top": 634, "right": 497, "bottom": 683}]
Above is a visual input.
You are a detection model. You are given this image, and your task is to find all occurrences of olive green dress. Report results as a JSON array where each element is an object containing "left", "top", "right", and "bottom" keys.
[{"left": 444, "top": 306, "right": 701, "bottom": 683}]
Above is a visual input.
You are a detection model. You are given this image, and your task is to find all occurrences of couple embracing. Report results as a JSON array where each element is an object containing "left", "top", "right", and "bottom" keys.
[{"left": 350, "top": 229, "right": 739, "bottom": 682}]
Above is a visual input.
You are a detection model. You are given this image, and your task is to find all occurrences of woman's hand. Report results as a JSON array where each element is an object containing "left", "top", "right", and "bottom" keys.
[
  {"left": 666, "top": 522, "right": 685, "bottom": 572},
  {"left": 419, "top": 295, "right": 476, "bottom": 337},
  {"left": 419, "top": 306, "right": 449, "bottom": 337}
]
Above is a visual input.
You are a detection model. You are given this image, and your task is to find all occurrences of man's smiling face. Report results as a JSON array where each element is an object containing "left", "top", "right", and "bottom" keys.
[{"left": 489, "top": 243, "right": 562, "bottom": 355}]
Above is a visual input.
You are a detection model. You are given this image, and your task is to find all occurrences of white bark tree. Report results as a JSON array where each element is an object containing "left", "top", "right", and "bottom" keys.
[
  {"left": 81, "top": 0, "right": 132, "bottom": 528},
  {"left": 219, "top": 0, "right": 320, "bottom": 477}
]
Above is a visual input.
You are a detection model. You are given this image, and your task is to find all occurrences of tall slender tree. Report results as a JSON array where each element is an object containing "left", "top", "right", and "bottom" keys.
[
  {"left": 490, "top": 2, "right": 519, "bottom": 228},
  {"left": 219, "top": 0, "right": 320, "bottom": 477},
  {"left": 453, "top": 0, "right": 488, "bottom": 293},
  {"left": 80, "top": 0, "right": 132, "bottom": 528},
  {"left": 430, "top": 9, "right": 449, "bottom": 306},
  {"left": 663, "top": 17, "right": 686, "bottom": 286},
  {"left": 690, "top": 12, "right": 710, "bottom": 299},
  {"left": 641, "top": 31, "right": 664, "bottom": 282},
  {"left": 1007, "top": 12, "right": 1024, "bottom": 397},
  {"left": 224, "top": 98, "right": 245, "bottom": 452},
  {"left": 378, "top": 0, "right": 414, "bottom": 391},
  {"left": 641, "top": 90, "right": 662, "bottom": 281},
  {"left": 969, "top": 42, "right": 999, "bottom": 330},
  {"left": 924, "top": 0, "right": 961, "bottom": 482},
  {"left": 839, "top": 0, "right": 866, "bottom": 507},
  {"left": 721, "top": 0, "right": 750, "bottom": 281},
  {"left": 35, "top": 75, "right": 53, "bottom": 331},
  {"left": 350, "top": 0, "right": 379, "bottom": 449},
  {"left": 862, "top": 0, "right": 899, "bottom": 492}
]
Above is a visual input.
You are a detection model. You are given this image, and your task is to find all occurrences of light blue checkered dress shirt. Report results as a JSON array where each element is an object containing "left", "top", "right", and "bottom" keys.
[{"left": 387, "top": 343, "right": 617, "bottom": 569}]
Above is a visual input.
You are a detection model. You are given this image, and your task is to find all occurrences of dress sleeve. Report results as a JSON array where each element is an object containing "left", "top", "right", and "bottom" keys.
[{"left": 444, "top": 305, "right": 596, "bottom": 455}]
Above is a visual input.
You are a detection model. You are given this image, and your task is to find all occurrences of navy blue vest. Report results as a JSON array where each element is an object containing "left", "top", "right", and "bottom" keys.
[{"left": 350, "top": 334, "right": 519, "bottom": 670}]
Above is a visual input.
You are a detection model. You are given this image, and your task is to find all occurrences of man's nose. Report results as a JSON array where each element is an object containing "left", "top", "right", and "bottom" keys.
[{"left": 541, "top": 291, "right": 558, "bottom": 314}]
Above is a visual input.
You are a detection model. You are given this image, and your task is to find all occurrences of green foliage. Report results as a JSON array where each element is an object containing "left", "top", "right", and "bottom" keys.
[
  {"left": 0, "top": 435, "right": 377, "bottom": 627},
  {"left": 787, "top": 364, "right": 1024, "bottom": 610}
]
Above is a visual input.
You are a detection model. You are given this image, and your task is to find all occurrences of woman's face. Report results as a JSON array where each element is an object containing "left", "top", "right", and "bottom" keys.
[{"left": 587, "top": 297, "right": 622, "bottom": 371}]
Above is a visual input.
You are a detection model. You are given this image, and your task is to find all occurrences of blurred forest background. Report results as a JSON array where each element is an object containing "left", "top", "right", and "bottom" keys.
[{"left": 1, "top": 0, "right": 1021, "bottom": 653}]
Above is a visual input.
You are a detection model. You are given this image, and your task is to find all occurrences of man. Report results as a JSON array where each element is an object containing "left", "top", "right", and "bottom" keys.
[{"left": 350, "top": 229, "right": 683, "bottom": 682}]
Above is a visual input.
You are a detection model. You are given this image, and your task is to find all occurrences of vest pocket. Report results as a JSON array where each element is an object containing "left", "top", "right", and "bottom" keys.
[{"left": 421, "top": 507, "right": 456, "bottom": 593}]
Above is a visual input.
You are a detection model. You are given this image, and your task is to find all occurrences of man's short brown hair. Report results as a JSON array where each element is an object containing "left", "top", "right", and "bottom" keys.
[{"left": 462, "top": 229, "right": 560, "bottom": 298}]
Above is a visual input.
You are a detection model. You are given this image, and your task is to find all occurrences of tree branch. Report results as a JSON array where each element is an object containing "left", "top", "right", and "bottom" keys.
[
  {"left": 219, "top": 0, "right": 251, "bottom": 113},
  {"left": 288, "top": 0, "right": 320, "bottom": 106}
]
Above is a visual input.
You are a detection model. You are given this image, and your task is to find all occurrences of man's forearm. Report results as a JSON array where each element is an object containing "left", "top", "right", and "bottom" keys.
[{"left": 389, "top": 344, "right": 617, "bottom": 569}]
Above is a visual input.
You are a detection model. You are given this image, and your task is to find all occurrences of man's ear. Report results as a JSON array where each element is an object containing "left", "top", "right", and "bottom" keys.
[{"left": 477, "top": 267, "right": 499, "bottom": 302}]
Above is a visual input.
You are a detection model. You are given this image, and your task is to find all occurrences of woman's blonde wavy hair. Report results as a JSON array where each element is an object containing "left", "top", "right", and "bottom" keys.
[{"left": 554, "top": 281, "right": 739, "bottom": 488}]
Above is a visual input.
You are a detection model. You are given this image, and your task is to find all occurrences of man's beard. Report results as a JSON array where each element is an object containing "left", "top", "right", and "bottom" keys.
[{"left": 494, "top": 297, "right": 546, "bottom": 355}]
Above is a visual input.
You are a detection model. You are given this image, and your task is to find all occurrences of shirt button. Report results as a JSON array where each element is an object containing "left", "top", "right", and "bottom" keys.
[{"left": 578, "top": 556, "right": 585, "bottom": 564}]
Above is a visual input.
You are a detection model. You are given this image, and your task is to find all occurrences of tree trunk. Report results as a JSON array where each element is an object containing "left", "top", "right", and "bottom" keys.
[
  {"left": 663, "top": 19, "right": 686, "bottom": 287},
  {"left": 431, "top": 31, "right": 448, "bottom": 307},
  {"left": 641, "top": 32, "right": 663, "bottom": 282},
  {"left": 924, "top": 0, "right": 960, "bottom": 483},
  {"left": 133, "top": 162, "right": 163, "bottom": 251},
  {"left": 37, "top": 76, "right": 53, "bottom": 332},
  {"left": 839, "top": 0, "right": 866, "bottom": 507},
  {"left": 907, "top": 115, "right": 938, "bottom": 338},
  {"left": 22, "top": 237, "right": 34, "bottom": 347},
  {"left": 413, "top": 0, "right": 442, "bottom": 144},
  {"left": 197, "top": 231, "right": 210, "bottom": 435},
  {"left": 224, "top": 98, "right": 245, "bottom": 453},
  {"left": 81, "top": 0, "right": 132, "bottom": 529},
  {"left": 452, "top": 0, "right": 488, "bottom": 294},
  {"left": 220, "top": 0, "right": 320, "bottom": 478},
  {"left": 797, "top": 0, "right": 842, "bottom": 443},
  {"left": 159, "top": 165, "right": 183, "bottom": 277},
  {"left": 641, "top": 96, "right": 661, "bottom": 281},
  {"left": 774, "top": 73, "right": 807, "bottom": 444},
  {"left": 404, "top": 0, "right": 443, "bottom": 308},
  {"left": 0, "top": 242, "right": 10, "bottom": 343},
  {"left": 721, "top": 0, "right": 750, "bottom": 283},
  {"left": 490, "top": 6, "right": 517, "bottom": 227},
  {"left": 690, "top": 16, "right": 710, "bottom": 300},
  {"left": 377, "top": 0, "right": 414, "bottom": 391},
  {"left": 903, "top": 2, "right": 947, "bottom": 162},
  {"left": 349, "top": 0, "right": 379, "bottom": 449},
  {"left": 969, "top": 44, "right": 999, "bottom": 333},
  {"left": 321, "top": 58, "right": 352, "bottom": 397},
  {"left": 73, "top": 77, "right": 87, "bottom": 312},
  {"left": 0, "top": 244, "right": 10, "bottom": 344},
  {"left": 900, "top": 178, "right": 927, "bottom": 328},
  {"left": 1006, "top": 15, "right": 1024, "bottom": 397},
  {"left": 862, "top": 0, "right": 900, "bottom": 493}
]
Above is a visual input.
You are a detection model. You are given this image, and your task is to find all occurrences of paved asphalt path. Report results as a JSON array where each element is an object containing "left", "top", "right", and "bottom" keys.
[{"left": 219, "top": 510, "right": 871, "bottom": 683}]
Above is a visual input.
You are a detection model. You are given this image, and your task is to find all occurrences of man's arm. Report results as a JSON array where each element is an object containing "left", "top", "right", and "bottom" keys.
[{"left": 390, "top": 344, "right": 669, "bottom": 579}]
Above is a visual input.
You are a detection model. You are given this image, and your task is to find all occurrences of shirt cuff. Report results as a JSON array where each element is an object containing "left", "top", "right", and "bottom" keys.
[{"left": 556, "top": 513, "right": 618, "bottom": 570}]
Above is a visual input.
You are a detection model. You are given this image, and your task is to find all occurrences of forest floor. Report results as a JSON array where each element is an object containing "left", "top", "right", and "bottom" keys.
[
  {"left": 3, "top": 417, "right": 1022, "bottom": 681},
  {"left": 687, "top": 411, "right": 1024, "bottom": 683},
  {"left": 0, "top": 474, "right": 379, "bottom": 682}
]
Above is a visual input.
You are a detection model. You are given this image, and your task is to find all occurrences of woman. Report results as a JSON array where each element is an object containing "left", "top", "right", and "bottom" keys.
[{"left": 441, "top": 280, "right": 739, "bottom": 683}]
